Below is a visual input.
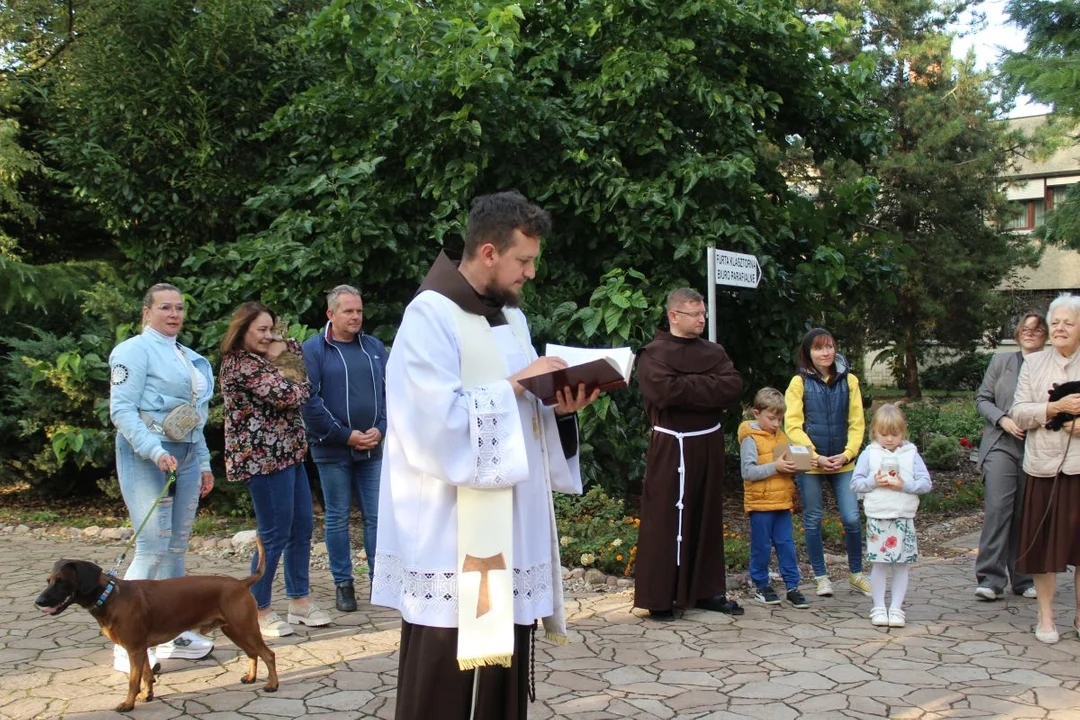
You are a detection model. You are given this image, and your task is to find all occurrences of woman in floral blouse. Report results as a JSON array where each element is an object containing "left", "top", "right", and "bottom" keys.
[{"left": 221, "top": 301, "right": 331, "bottom": 638}]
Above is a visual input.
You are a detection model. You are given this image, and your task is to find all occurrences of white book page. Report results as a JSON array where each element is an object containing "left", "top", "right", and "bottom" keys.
[{"left": 544, "top": 344, "right": 635, "bottom": 380}]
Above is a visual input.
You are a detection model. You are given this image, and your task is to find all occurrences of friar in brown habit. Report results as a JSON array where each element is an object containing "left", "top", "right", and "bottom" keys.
[{"left": 633, "top": 287, "right": 744, "bottom": 620}]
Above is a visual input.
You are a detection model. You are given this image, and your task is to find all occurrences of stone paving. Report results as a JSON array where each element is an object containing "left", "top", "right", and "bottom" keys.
[{"left": 3, "top": 531, "right": 1080, "bottom": 719}]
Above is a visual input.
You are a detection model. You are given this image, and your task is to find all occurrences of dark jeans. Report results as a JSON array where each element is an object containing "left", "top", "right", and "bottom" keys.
[
  {"left": 317, "top": 458, "right": 381, "bottom": 585},
  {"left": 749, "top": 510, "right": 801, "bottom": 591},
  {"left": 246, "top": 462, "right": 314, "bottom": 609}
]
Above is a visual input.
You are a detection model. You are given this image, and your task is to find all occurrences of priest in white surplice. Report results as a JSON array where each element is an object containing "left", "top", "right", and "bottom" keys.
[{"left": 373, "top": 191, "right": 599, "bottom": 720}]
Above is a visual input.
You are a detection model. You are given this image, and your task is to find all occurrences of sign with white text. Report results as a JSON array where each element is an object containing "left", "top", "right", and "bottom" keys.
[{"left": 713, "top": 249, "right": 761, "bottom": 289}]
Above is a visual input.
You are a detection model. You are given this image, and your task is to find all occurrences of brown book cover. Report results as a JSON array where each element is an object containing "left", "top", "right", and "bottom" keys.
[
  {"left": 518, "top": 356, "right": 630, "bottom": 406},
  {"left": 518, "top": 345, "right": 634, "bottom": 406}
]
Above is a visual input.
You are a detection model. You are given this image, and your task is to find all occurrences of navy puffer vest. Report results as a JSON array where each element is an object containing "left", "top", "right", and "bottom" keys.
[{"left": 800, "top": 354, "right": 851, "bottom": 458}]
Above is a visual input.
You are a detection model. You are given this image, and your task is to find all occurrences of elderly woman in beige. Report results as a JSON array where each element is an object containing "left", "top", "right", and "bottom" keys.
[{"left": 1010, "top": 293, "right": 1080, "bottom": 644}]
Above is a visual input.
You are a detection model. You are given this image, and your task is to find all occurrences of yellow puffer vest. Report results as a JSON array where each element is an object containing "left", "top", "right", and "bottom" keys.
[{"left": 738, "top": 421, "right": 797, "bottom": 513}]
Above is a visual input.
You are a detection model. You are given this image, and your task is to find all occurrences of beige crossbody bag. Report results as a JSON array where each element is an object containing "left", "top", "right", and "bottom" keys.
[{"left": 140, "top": 347, "right": 201, "bottom": 441}]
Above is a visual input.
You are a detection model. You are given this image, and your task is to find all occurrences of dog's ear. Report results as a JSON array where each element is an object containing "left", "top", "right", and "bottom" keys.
[{"left": 70, "top": 561, "right": 104, "bottom": 597}]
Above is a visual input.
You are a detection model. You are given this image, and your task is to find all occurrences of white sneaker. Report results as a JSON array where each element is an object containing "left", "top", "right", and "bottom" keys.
[
  {"left": 974, "top": 586, "right": 1003, "bottom": 601},
  {"left": 113, "top": 646, "right": 161, "bottom": 674},
  {"left": 815, "top": 576, "right": 834, "bottom": 597},
  {"left": 156, "top": 630, "right": 214, "bottom": 660},
  {"left": 1022, "top": 587, "right": 1037, "bottom": 599}
]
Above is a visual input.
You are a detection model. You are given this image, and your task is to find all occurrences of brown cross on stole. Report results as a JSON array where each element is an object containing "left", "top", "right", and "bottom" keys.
[{"left": 461, "top": 553, "right": 507, "bottom": 618}]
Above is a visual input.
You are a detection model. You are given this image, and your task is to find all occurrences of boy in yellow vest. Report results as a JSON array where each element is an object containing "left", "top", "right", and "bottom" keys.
[{"left": 738, "top": 388, "right": 809, "bottom": 608}]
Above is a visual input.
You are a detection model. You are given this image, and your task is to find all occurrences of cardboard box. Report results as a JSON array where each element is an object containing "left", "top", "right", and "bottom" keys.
[{"left": 775, "top": 444, "right": 813, "bottom": 472}]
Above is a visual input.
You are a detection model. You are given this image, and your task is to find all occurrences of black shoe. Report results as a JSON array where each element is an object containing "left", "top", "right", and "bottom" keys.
[
  {"left": 786, "top": 588, "right": 810, "bottom": 609},
  {"left": 695, "top": 596, "right": 744, "bottom": 615},
  {"left": 754, "top": 586, "right": 782, "bottom": 605},
  {"left": 335, "top": 581, "right": 357, "bottom": 613},
  {"left": 648, "top": 609, "right": 675, "bottom": 621}
]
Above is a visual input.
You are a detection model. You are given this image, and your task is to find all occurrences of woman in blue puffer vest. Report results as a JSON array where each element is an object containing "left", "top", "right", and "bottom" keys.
[{"left": 784, "top": 328, "right": 870, "bottom": 599}]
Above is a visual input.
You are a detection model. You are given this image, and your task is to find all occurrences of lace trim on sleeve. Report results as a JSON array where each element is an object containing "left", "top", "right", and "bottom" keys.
[{"left": 468, "top": 385, "right": 514, "bottom": 487}]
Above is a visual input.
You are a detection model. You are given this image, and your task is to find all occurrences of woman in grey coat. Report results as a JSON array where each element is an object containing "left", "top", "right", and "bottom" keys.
[{"left": 972, "top": 313, "right": 1048, "bottom": 600}]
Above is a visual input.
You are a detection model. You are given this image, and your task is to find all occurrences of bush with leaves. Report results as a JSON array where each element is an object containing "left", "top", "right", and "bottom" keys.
[
  {"left": 922, "top": 434, "right": 962, "bottom": 471},
  {"left": 920, "top": 352, "right": 993, "bottom": 391},
  {"left": 555, "top": 487, "right": 640, "bottom": 577}
]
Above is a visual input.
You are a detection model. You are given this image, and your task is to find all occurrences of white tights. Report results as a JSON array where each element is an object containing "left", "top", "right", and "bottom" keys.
[{"left": 870, "top": 562, "right": 910, "bottom": 609}]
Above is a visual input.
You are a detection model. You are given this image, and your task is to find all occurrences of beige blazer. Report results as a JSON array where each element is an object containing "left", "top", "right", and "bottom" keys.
[{"left": 1010, "top": 348, "right": 1080, "bottom": 477}]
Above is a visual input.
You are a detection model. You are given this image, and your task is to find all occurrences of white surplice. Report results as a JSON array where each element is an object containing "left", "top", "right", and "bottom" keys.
[{"left": 372, "top": 290, "right": 582, "bottom": 629}]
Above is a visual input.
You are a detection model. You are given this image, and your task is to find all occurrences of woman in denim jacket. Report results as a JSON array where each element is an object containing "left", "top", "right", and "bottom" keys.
[{"left": 108, "top": 283, "right": 215, "bottom": 672}]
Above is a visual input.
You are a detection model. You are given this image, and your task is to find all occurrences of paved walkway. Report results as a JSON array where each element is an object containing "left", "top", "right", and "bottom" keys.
[{"left": 3, "top": 531, "right": 1080, "bottom": 719}]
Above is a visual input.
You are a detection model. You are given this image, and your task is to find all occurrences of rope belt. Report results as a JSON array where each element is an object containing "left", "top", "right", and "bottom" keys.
[{"left": 652, "top": 422, "right": 723, "bottom": 566}]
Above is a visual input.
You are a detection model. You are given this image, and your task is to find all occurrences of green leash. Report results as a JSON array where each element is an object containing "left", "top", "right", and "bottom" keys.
[{"left": 108, "top": 469, "right": 177, "bottom": 576}]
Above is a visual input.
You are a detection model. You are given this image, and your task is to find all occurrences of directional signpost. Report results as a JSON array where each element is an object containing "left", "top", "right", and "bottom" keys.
[{"left": 706, "top": 247, "right": 761, "bottom": 342}]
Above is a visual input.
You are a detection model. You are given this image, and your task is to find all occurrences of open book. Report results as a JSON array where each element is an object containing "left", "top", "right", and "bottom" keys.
[{"left": 517, "top": 344, "right": 635, "bottom": 406}]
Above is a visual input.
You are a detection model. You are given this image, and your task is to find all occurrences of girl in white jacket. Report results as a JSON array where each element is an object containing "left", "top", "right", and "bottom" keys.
[{"left": 851, "top": 404, "right": 932, "bottom": 628}]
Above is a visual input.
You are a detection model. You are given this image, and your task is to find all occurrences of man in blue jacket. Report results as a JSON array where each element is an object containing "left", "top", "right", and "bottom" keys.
[{"left": 302, "top": 284, "right": 388, "bottom": 612}]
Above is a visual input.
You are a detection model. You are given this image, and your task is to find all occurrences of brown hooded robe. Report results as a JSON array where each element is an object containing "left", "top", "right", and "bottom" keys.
[{"left": 633, "top": 329, "right": 743, "bottom": 612}]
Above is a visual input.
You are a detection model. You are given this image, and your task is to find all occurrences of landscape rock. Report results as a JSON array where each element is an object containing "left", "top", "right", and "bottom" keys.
[
  {"left": 82, "top": 526, "right": 101, "bottom": 538},
  {"left": 15, "top": 524, "right": 30, "bottom": 534},
  {"left": 232, "top": 529, "right": 258, "bottom": 547},
  {"left": 584, "top": 568, "right": 607, "bottom": 585}
]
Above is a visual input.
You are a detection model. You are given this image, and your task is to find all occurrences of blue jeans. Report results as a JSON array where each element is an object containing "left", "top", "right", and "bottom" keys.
[
  {"left": 246, "top": 462, "right": 314, "bottom": 609},
  {"left": 749, "top": 510, "right": 800, "bottom": 591},
  {"left": 317, "top": 458, "right": 380, "bottom": 586},
  {"left": 116, "top": 436, "right": 201, "bottom": 581},
  {"left": 796, "top": 470, "right": 863, "bottom": 577}
]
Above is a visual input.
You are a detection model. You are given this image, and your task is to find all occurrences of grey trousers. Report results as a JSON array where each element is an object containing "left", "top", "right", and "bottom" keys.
[{"left": 975, "top": 449, "right": 1033, "bottom": 594}]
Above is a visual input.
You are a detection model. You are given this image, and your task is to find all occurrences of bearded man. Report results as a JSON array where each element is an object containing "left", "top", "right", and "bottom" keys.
[{"left": 372, "top": 190, "right": 598, "bottom": 719}]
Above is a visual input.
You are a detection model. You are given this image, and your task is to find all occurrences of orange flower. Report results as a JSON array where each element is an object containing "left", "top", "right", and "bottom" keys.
[{"left": 616, "top": 554, "right": 623, "bottom": 561}]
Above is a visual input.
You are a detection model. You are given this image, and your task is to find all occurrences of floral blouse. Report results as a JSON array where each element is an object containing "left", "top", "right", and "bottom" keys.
[{"left": 221, "top": 339, "right": 311, "bottom": 483}]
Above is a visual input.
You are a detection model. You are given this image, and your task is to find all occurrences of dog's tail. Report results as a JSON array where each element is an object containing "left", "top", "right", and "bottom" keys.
[{"left": 243, "top": 535, "right": 266, "bottom": 589}]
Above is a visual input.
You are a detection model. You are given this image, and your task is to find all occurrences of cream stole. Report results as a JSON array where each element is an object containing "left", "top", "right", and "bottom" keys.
[{"left": 448, "top": 305, "right": 569, "bottom": 670}]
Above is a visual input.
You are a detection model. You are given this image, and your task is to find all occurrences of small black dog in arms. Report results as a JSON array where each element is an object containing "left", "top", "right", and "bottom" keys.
[{"left": 1044, "top": 380, "right": 1080, "bottom": 431}]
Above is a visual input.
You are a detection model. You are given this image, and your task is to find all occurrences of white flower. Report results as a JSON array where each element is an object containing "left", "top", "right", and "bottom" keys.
[
  {"left": 580, "top": 553, "right": 595, "bottom": 566},
  {"left": 610, "top": 538, "right": 623, "bottom": 548},
  {"left": 560, "top": 536, "right": 572, "bottom": 547}
]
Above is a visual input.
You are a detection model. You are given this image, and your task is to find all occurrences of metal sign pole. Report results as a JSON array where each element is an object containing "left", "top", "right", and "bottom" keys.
[{"left": 706, "top": 246, "right": 717, "bottom": 343}]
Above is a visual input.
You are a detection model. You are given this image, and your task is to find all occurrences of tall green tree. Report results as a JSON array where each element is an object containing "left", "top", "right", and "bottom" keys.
[
  {"left": 1003, "top": 0, "right": 1080, "bottom": 247},
  {"left": 811, "top": 0, "right": 1038, "bottom": 398},
  {"left": 191, "top": 0, "right": 886, "bottom": 494}
]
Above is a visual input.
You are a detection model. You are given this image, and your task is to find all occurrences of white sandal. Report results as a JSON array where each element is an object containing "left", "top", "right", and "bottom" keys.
[
  {"left": 870, "top": 606, "right": 889, "bottom": 626},
  {"left": 888, "top": 608, "right": 906, "bottom": 628}
]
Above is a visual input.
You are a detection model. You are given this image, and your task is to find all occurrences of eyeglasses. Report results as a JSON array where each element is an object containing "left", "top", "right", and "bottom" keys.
[
  {"left": 153, "top": 304, "right": 185, "bottom": 313},
  {"left": 1019, "top": 327, "right": 1045, "bottom": 336},
  {"left": 672, "top": 310, "right": 708, "bottom": 320}
]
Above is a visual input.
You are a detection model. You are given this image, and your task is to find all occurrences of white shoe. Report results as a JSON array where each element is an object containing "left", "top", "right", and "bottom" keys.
[
  {"left": 887, "top": 608, "right": 906, "bottom": 628},
  {"left": 287, "top": 602, "right": 332, "bottom": 627},
  {"left": 815, "top": 576, "right": 834, "bottom": 597},
  {"left": 1021, "top": 587, "right": 1037, "bottom": 599},
  {"left": 974, "top": 586, "right": 1003, "bottom": 601},
  {"left": 113, "top": 646, "right": 161, "bottom": 674},
  {"left": 259, "top": 611, "right": 295, "bottom": 638},
  {"left": 1035, "top": 625, "right": 1059, "bottom": 644},
  {"left": 870, "top": 606, "right": 889, "bottom": 626},
  {"left": 155, "top": 630, "right": 213, "bottom": 660}
]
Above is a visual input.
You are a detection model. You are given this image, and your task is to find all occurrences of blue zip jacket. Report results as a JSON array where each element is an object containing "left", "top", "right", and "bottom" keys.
[
  {"left": 301, "top": 322, "right": 387, "bottom": 462},
  {"left": 108, "top": 328, "right": 215, "bottom": 471}
]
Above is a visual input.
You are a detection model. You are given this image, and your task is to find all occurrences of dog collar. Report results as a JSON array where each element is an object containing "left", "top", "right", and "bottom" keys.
[{"left": 94, "top": 579, "right": 117, "bottom": 608}]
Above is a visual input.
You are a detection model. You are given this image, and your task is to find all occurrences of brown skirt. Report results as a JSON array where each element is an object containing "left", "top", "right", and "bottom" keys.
[{"left": 1015, "top": 472, "right": 1080, "bottom": 575}]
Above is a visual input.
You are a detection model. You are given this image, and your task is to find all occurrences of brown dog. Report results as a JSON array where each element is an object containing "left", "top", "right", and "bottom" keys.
[{"left": 35, "top": 537, "right": 278, "bottom": 712}]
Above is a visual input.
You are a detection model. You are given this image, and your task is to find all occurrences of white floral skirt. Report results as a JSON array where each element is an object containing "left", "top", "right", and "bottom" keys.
[{"left": 865, "top": 517, "right": 918, "bottom": 564}]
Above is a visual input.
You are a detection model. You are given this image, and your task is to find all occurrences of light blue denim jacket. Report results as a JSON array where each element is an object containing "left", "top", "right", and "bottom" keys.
[{"left": 109, "top": 327, "right": 215, "bottom": 470}]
